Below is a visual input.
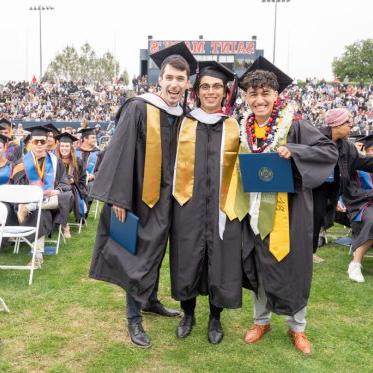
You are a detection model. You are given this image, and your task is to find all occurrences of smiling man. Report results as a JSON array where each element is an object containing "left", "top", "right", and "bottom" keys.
[
  {"left": 239, "top": 57, "right": 338, "bottom": 354},
  {"left": 170, "top": 61, "right": 243, "bottom": 345},
  {"left": 89, "top": 42, "right": 197, "bottom": 348}
]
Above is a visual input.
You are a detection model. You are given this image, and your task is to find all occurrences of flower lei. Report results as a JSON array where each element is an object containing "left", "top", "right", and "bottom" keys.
[{"left": 240, "top": 99, "right": 294, "bottom": 153}]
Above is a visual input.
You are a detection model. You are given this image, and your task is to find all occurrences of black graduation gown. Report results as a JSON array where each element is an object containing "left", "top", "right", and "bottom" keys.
[
  {"left": 76, "top": 146, "right": 100, "bottom": 207},
  {"left": 12, "top": 157, "right": 73, "bottom": 239},
  {"left": 243, "top": 120, "right": 339, "bottom": 316},
  {"left": 312, "top": 168, "right": 339, "bottom": 251},
  {"left": 333, "top": 138, "right": 373, "bottom": 250},
  {"left": 169, "top": 115, "right": 243, "bottom": 309},
  {"left": 89, "top": 97, "right": 179, "bottom": 305},
  {"left": 63, "top": 158, "right": 88, "bottom": 221}
]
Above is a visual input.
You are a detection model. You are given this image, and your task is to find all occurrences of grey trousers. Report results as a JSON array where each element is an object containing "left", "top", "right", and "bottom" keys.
[{"left": 252, "top": 277, "right": 307, "bottom": 333}]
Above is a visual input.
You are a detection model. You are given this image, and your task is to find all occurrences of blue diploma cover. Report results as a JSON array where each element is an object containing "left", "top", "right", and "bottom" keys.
[
  {"left": 110, "top": 210, "right": 139, "bottom": 255},
  {"left": 239, "top": 153, "right": 294, "bottom": 193}
]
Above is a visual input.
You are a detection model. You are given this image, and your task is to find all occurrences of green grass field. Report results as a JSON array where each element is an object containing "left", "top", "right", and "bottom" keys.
[{"left": 1, "top": 214, "right": 373, "bottom": 372}]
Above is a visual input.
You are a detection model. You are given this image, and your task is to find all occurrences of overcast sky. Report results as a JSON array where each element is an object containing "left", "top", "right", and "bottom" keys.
[{"left": 1, "top": 0, "right": 372, "bottom": 83}]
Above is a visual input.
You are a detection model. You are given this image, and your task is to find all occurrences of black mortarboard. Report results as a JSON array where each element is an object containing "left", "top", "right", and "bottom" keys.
[
  {"left": 25, "top": 125, "right": 49, "bottom": 137},
  {"left": 55, "top": 132, "right": 78, "bottom": 144},
  {"left": 0, "top": 134, "right": 10, "bottom": 145},
  {"left": 360, "top": 134, "right": 373, "bottom": 150},
  {"left": 78, "top": 127, "right": 95, "bottom": 138},
  {"left": 150, "top": 42, "right": 198, "bottom": 76},
  {"left": 0, "top": 118, "right": 12, "bottom": 129},
  {"left": 349, "top": 134, "right": 364, "bottom": 142},
  {"left": 44, "top": 123, "right": 61, "bottom": 135},
  {"left": 197, "top": 61, "right": 235, "bottom": 85},
  {"left": 238, "top": 56, "right": 293, "bottom": 93}
]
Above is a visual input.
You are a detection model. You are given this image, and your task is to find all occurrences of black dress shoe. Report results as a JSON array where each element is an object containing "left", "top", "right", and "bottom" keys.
[
  {"left": 128, "top": 321, "right": 151, "bottom": 348},
  {"left": 142, "top": 301, "right": 180, "bottom": 317},
  {"left": 208, "top": 317, "right": 224, "bottom": 344},
  {"left": 176, "top": 315, "right": 195, "bottom": 338}
]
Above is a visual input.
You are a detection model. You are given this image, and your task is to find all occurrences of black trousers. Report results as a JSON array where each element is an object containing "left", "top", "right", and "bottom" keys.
[
  {"left": 312, "top": 185, "right": 329, "bottom": 253},
  {"left": 181, "top": 297, "right": 223, "bottom": 319}
]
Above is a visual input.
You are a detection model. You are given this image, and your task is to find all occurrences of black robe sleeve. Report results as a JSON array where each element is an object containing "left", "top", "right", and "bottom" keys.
[
  {"left": 55, "top": 160, "right": 72, "bottom": 192},
  {"left": 285, "top": 120, "right": 339, "bottom": 189},
  {"left": 350, "top": 144, "right": 373, "bottom": 172},
  {"left": 90, "top": 100, "right": 142, "bottom": 210},
  {"left": 77, "top": 158, "right": 88, "bottom": 197}
]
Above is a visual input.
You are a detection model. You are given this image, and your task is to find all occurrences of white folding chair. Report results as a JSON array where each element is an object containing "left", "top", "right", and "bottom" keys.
[
  {"left": 69, "top": 217, "right": 86, "bottom": 234},
  {"left": 93, "top": 200, "right": 100, "bottom": 220},
  {"left": 0, "top": 185, "right": 43, "bottom": 285},
  {"left": 0, "top": 202, "right": 10, "bottom": 312},
  {"left": 45, "top": 224, "right": 64, "bottom": 255}
]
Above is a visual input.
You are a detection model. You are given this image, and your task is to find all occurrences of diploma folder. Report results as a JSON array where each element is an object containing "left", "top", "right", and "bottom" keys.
[
  {"left": 239, "top": 153, "right": 294, "bottom": 193},
  {"left": 110, "top": 210, "right": 139, "bottom": 255}
]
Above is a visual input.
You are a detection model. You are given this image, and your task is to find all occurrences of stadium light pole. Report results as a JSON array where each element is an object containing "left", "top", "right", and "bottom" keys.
[
  {"left": 29, "top": 5, "right": 54, "bottom": 80},
  {"left": 262, "top": 0, "right": 290, "bottom": 64}
]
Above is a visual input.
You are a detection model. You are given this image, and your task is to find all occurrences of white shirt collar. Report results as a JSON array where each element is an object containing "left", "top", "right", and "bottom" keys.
[
  {"left": 139, "top": 93, "right": 183, "bottom": 117},
  {"left": 188, "top": 108, "right": 227, "bottom": 124}
]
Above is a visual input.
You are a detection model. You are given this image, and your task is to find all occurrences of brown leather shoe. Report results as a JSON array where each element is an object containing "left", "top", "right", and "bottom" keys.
[
  {"left": 244, "top": 323, "right": 271, "bottom": 344},
  {"left": 288, "top": 330, "right": 312, "bottom": 354}
]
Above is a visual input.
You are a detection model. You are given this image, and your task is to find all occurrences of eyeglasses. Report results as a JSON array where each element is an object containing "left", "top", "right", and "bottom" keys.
[
  {"left": 199, "top": 83, "right": 225, "bottom": 92},
  {"left": 341, "top": 120, "right": 353, "bottom": 128},
  {"left": 31, "top": 139, "right": 47, "bottom": 145}
]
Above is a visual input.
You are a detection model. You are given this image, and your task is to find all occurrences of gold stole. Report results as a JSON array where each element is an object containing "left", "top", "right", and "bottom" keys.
[
  {"left": 270, "top": 192, "right": 290, "bottom": 261},
  {"left": 173, "top": 117, "right": 240, "bottom": 220},
  {"left": 254, "top": 121, "right": 290, "bottom": 262},
  {"left": 142, "top": 104, "right": 162, "bottom": 208}
]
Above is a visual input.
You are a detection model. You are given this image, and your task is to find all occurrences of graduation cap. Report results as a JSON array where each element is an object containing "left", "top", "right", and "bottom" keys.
[
  {"left": 44, "top": 123, "right": 61, "bottom": 135},
  {"left": 348, "top": 134, "right": 364, "bottom": 142},
  {"left": 78, "top": 127, "right": 95, "bottom": 138},
  {"left": 25, "top": 125, "right": 49, "bottom": 137},
  {"left": 0, "top": 133, "right": 10, "bottom": 145},
  {"left": 238, "top": 56, "right": 293, "bottom": 93},
  {"left": 360, "top": 134, "right": 373, "bottom": 150},
  {"left": 0, "top": 118, "right": 12, "bottom": 129},
  {"left": 196, "top": 61, "right": 235, "bottom": 85},
  {"left": 150, "top": 42, "right": 198, "bottom": 76},
  {"left": 55, "top": 132, "right": 78, "bottom": 144}
]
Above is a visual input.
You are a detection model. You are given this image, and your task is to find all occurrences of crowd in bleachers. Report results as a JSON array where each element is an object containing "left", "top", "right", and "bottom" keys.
[
  {"left": 1, "top": 79, "right": 372, "bottom": 133},
  {"left": 233, "top": 79, "right": 373, "bottom": 134},
  {"left": 0, "top": 80, "right": 128, "bottom": 122}
]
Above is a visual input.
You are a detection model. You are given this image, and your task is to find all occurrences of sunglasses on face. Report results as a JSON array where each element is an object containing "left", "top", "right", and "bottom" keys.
[{"left": 31, "top": 139, "right": 47, "bottom": 145}]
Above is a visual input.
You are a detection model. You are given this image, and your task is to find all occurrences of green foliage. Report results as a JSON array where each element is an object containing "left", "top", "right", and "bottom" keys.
[
  {"left": 119, "top": 70, "right": 129, "bottom": 86},
  {"left": 1, "top": 218, "right": 373, "bottom": 371},
  {"left": 332, "top": 39, "right": 373, "bottom": 82},
  {"left": 43, "top": 43, "right": 124, "bottom": 83}
]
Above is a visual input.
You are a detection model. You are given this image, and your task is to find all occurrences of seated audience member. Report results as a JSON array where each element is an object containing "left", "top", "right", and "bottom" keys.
[
  {"left": 76, "top": 127, "right": 100, "bottom": 215},
  {"left": 55, "top": 132, "right": 88, "bottom": 238},
  {"left": 0, "top": 132, "right": 13, "bottom": 186},
  {"left": 0, "top": 132, "right": 18, "bottom": 245},
  {"left": 0, "top": 118, "right": 23, "bottom": 162},
  {"left": 44, "top": 123, "right": 61, "bottom": 153},
  {"left": 12, "top": 125, "right": 73, "bottom": 268}
]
